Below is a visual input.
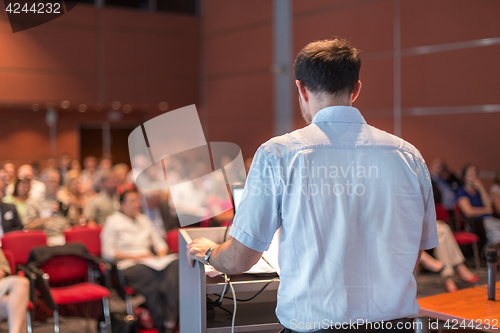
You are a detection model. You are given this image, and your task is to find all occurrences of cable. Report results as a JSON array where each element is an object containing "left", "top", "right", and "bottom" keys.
[
  {"left": 229, "top": 278, "right": 236, "bottom": 333},
  {"left": 206, "top": 297, "right": 233, "bottom": 316},
  {"left": 223, "top": 219, "right": 233, "bottom": 242},
  {"left": 214, "top": 277, "right": 278, "bottom": 302},
  {"left": 212, "top": 274, "right": 230, "bottom": 308}
]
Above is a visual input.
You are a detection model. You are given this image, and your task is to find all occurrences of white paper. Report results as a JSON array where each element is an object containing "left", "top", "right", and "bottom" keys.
[{"left": 137, "top": 254, "right": 179, "bottom": 271}]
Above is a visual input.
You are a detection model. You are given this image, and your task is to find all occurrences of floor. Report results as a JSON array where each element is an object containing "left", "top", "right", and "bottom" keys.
[{"left": 1, "top": 265, "right": 498, "bottom": 332}]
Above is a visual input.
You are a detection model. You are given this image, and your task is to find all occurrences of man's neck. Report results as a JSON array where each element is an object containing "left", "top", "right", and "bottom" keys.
[
  {"left": 121, "top": 210, "right": 137, "bottom": 220},
  {"left": 309, "top": 94, "right": 353, "bottom": 120}
]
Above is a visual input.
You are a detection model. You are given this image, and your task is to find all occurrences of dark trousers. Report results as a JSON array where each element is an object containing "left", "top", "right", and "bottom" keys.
[
  {"left": 280, "top": 318, "right": 415, "bottom": 333},
  {"left": 123, "top": 260, "right": 179, "bottom": 329}
]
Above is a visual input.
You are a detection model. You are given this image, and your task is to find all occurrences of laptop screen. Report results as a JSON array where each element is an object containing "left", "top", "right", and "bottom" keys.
[{"left": 232, "top": 188, "right": 244, "bottom": 212}]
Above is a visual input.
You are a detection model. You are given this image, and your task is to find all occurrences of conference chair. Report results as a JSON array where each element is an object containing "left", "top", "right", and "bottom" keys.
[
  {"left": 28, "top": 246, "right": 112, "bottom": 333},
  {"left": 436, "top": 204, "right": 481, "bottom": 268},
  {"left": 1, "top": 230, "right": 47, "bottom": 268},
  {"left": 166, "top": 229, "right": 179, "bottom": 254},
  {"left": 64, "top": 225, "right": 103, "bottom": 257}
]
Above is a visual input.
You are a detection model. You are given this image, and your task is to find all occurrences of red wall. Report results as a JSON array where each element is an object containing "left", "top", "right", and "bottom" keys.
[
  {"left": 201, "top": 0, "right": 274, "bottom": 160},
  {"left": 201, "top": 0, "right": 500, "bottom": 179},
  {"left": 1, "top": 0, "right": 500, "bottom": 178},
  {"left": 0, "top": 3, "right": 199, "bottom": 164}
]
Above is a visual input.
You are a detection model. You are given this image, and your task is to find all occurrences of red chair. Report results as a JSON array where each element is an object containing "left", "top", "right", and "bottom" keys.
[
  {"left": 437, "top": 204, "right": 481, "bottom": 268},
  {"left": 1, "top": 230, "right": 47, "bottom": 266},
  {"left": 3, "top": 249, "right": 34, "bottom": 333},
  {"left": 166, "top": 229, "right": 179, "bottom": 254},
  {"left": 64, "top": 225, "right": 103, "bottom": 256},
  {"left": 435, "top": 203, "right": 450, "bottom": 223},
  {"left": 29, "top": 248, "right": 111, "bottom": 333}
]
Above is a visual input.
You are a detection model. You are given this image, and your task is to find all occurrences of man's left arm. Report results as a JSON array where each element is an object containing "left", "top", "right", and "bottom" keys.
[
  {"left": 417, "top": 157, "right": 439, "bottom": 250},
  {"left": 187, "top": 237, "right": 262, "bottom": 274}
]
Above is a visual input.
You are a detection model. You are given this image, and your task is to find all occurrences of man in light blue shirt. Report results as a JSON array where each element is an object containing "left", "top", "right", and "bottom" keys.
[{"left": 187, "top": 39, "right": 438, "bottom": 333}]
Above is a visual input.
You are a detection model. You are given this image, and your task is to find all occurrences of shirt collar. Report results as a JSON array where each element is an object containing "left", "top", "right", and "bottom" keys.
[{"left": 311, "top": 106, "right": 366, "bottom": 125}]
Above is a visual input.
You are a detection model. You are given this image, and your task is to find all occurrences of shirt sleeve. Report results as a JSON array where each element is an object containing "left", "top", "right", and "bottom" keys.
[
  {"left": 416, "top": 157, "right": 439, "bottom": 250},
  {"left": 100, "top": 216, "right": 117, "bottom": 262},
  {"left": 229, "top": 146, "right": 282, "bottom": 252}
]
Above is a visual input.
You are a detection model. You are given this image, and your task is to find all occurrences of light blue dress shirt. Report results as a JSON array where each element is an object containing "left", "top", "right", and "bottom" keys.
[{"left": 229, "top": 106, "right": 438, "bottom": 332}]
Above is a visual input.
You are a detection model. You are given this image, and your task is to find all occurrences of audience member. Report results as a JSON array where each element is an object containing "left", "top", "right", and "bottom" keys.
[
  {"left": 6, "top": 164, "right": 45, "bottom": 200},
  {"left": 85, "top": 171, "right": 119, "bottom": 226},
  {"left": 201, "top": 173, "right": 233, "bottom": 227},
  {"left": 419, "top": 221, "right": 478, "bottom": 292},
  {"left": 2, "top": 178, "right": 30, "bottom": 222},
  {"left": 80, "top": 156, "right": 98, "bottom": 194},
  {"left": 101, "top": 190, "right": 179, "bottom": 333},
  {"left": 71, "top": 159, "right": 81, "bottom": 173},
  {"left": 457, "top": 164, "right": 500, "bottom": 253},
  {"left": 490, "top": 169, "right": 500, "bottom": 219},
  {"left": 0, "top": 249, "right": 30, "bottom": 333},
  {"left": 430, "top": 159, "right": 460, "bottom": 211},
  {"left": 0, "top": 170, "right": 8, "bottom": 187},
  {"left": 114, "top": 163, "right": 135, "bottom": 194},
  {"left": 98, "top": 157, "right": 112, "bottom": 173},
  {"left": 57, "top": 170, "right": 87, "bottom": 226},
  {"left": 30, "top": 161, "right": 41, "bottom": 180},
  {"left": 0, "top": 181, "right": 23, "bottom": 234},
  {"left": 2, "top": 162, "right": 15, "bottom": 186},
  {"left": 58, "top": 153, "right": 72, "bottom": 186},
  {"left": 141, "top": 189, "right": 167, "bottom": 237},
  {"left": 24, "top": 169, "right": 73, "bottom": 245}
]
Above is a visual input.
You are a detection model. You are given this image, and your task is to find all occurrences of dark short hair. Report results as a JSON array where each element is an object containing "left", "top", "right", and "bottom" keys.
[
  {"left": 294, "top": 39, "right": 361, "bottom": 96},
  {"left": 119, "top": 189, "right": 138, "bottom": 204}
]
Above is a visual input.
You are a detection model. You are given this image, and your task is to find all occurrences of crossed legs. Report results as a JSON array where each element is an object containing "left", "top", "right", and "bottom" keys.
[{"left": 0, "top": 276, "right": 30, "bottom": 333}]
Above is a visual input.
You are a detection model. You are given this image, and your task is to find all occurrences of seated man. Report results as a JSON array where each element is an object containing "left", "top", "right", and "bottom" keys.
[
  {"left": 0, "top": 249, "right": 30, "bottom": 333},
  {"left": 0, "top": 181, "right": 23, "bottom": 234},
  {"left": 101, "top": 190, "right": 178, "bottom": 333},
  {"left": 85, "top": 171, "right": 119, "bottom": 226},
  {"left": 24, "top": 168, "right": 73, "bottom": 245}
]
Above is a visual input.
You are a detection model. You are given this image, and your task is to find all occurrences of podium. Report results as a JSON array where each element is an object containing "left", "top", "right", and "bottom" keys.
[{"left": 179, "top": 227, "right": 282, "bottom": 333}]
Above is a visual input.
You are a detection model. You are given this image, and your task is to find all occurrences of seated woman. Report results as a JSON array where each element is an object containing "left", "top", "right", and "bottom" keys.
[
  {"left": 3, "top": 178, "right": 30, "bottom": 222},
  {"left": 57, "top": 170, "right": 87, "bottom": 226},
  {"left": 419, "top": 221, "right": 478, "bottom": 292},
  {"left": 0, "top": 249, "right": 30, "bottom": 333},
  {"left": 457, "top": 164, "right": 500, "bottom": 252}
]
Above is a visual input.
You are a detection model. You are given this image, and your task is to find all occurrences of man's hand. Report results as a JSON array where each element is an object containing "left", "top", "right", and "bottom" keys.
[{"left": 186, "top": 237, "right": 218, "bottom": 268}]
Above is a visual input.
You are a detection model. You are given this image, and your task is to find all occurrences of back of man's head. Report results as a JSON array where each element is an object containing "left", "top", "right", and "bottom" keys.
[{"left": 294, "top": 39, "right": 361, "bottom": 97}]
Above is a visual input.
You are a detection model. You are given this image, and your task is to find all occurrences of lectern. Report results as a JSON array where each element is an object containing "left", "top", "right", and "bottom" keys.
[{"left": 179, "top": 227, "right": 282, "bottom": 333}]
